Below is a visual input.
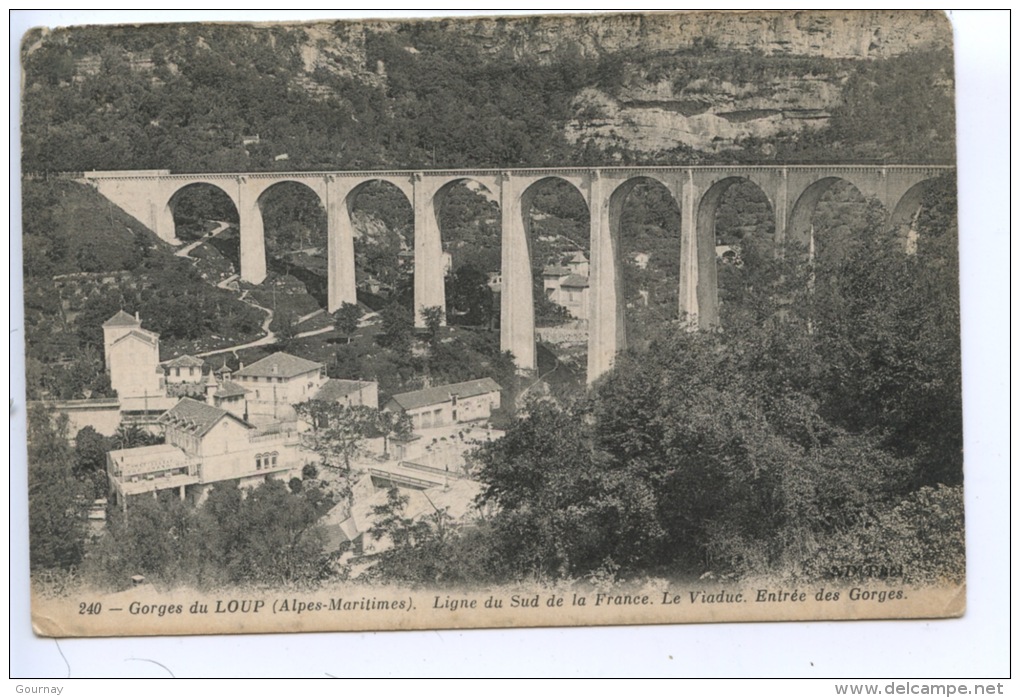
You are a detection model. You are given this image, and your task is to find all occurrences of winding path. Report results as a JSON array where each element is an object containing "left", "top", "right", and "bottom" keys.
[
  {"left": 176, "top": 221, "right": 338, "bottom": 358},
  {"left": 195, "top": 290, "right": 276, "bottom": 358},
  {"left": 175, "top": 221, "right": 231, "bottom": 260}
]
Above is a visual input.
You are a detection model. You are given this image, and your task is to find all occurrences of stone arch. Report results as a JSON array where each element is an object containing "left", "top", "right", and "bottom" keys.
[
  {"left": 249, "top": 180, "right": 330, "bottom": 307},
  {"left": 344, "top": 178, "right": 414, "bottom": 213},
  {"left": 787, "top": 176, "right": 892, "bottom": 253},
  {"left": 163, "top": 180, "right": 240, "bottom": 243},
  {"left": 251, "top": 177, "right": 327, "bottom": 209},
  {"left": 518, "top": 174, "right": 590, "bottom": 212},
  {"left": 889, "top": 179, "right": 935, "bottom": 253},
  {"left": 695, "top": 176, "right": 776, "bottom": 328},
  {"left": 432, "top": 176, "right": 500, "bottom": 211},
  {"left": 343, "top": 178, "right": 416, "bottom": 310},
  {"left": 255, "top": 180, "right": 328, "bottom": 255},
  {"left": 430, "top": 177, "right": 502, "bottom": 326},
  {"left": 518, "top": 175, "right": 591, "bottom": 267},
  {"left": 499, "top": 175, "right": 592, "bottom": 376},
  {"left": 606, "top": 176, "right": 683, "bottom": 344},
  {"left": 254, "top": 178, "right": 327, "bottom": 212}
]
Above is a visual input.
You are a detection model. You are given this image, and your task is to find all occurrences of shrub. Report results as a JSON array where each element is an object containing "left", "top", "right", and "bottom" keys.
[{"left": 805, "top": 485, "right": 965, "bottom": 585}]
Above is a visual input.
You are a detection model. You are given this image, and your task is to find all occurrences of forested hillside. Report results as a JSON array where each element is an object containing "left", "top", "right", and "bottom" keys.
[{"left": 21, "top": 12, "right": 954, "bottom": 174}]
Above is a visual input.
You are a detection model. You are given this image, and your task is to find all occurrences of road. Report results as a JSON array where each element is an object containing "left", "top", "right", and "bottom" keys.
[
  {"left": 178, "top": 221, "right": 338, "bottom": 358},
  {"left": 175, "top": 221, "right": 231, "bottom": 260}
]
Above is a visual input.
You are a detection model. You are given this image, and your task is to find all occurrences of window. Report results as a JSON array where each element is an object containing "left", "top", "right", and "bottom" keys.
[
  {"left": 271, "top": 453, "right": 278, "bottom": 467},
  {"left": 175, "top": 367, "right": 180, "bottom": 377},
  {"left": 256, "top": 456, "right": 263, "bottom": 470}
]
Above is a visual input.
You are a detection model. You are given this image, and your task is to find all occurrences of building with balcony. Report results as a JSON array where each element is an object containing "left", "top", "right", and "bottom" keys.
[{"left": 107, "top": 397, "right": 304, "bottom": 510}]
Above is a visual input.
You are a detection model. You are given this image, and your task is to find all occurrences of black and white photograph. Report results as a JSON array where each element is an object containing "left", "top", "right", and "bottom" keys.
[{"left": 15, "top": 9, "right": 979, "bottom": 648}]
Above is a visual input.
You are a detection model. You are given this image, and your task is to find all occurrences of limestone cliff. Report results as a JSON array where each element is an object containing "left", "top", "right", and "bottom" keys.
[{"left": 386, "top": 11, "right": 950, "bottom": 61}]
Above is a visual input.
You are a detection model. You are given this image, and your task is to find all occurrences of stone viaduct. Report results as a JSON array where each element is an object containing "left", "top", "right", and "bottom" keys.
[{"left": 81, "top": 165, "right": 951, "bottom": 383}]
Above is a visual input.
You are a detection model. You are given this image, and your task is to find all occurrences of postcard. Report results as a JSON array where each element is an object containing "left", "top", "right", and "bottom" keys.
[{"left": 20, "top": 10, "right": 964, "bottom": 638}]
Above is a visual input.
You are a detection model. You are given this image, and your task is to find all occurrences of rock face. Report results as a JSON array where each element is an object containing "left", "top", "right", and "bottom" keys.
[
  {"left": 38, "top": 11, "right": 952, "bottom": 160},
  {"left": 327, "top": 11, "right": 950, "bottom": 155},
  {"left": 414, "top": 11, "right": 951, "bottom": 61},
  {"left": 566, "top": 74, "right": 841, "bottom": 154}
]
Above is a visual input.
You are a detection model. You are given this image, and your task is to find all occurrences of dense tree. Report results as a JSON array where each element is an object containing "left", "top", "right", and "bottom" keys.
[
  {"left": 374, "top": 410, "right": 413, "bottom": 458},
  {"left": 87, "top": 478, "right": 337, "bottom": 588},
  {"left": 446, "top": 265, "right": 495, "bottom": 327},
  {"left": 294, "top": 401, "right": 380, "bottom": 498},
  {"left": 73, "top": 425, "right": 113, "bottom": 498},
  {"left": 28, "top": 408, "right": 90, "bottom": 571},
  {"left": 462, "top": 177, "right": 961, "bottom": 582},
  {"left": 377, "top": 303, "right": 413, "bottom": 353},
  {"left": 332, "top": 302, "right": 361, "bottom": 344}
]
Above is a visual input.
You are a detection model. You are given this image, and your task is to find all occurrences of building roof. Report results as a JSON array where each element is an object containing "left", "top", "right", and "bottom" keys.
[
  {"left": 108, "top": 443, "right": 191, "bottom": 477},
  {"left": 314, "top": 378, "right": 373, "bottom": 403},
  {"left": 159, "top": 397, "right": 253, "bottom": 437},
  {"left": 235, "top": 352, "right": 322, "bottom": 379},
  {"left": 387, "top": 378, "right": 501, "bottom": 412},
  {"left": 215, "top": 380, "right": 249, "bottom": 399},
  {"left": 109, "top": 328, "right": 159, "bottom": 348},
  {"left": 163, "top": 355, "right": 205, "bottom": 369},
  {"left": 560, "top": 274, "right": 590, "bottom": 289},
  {"left": 543, "top": 265, "right": 570, "bottom": 277},
  {"left": 568, "top": 250, "right": 588, "bottom": 264},
  {"left": 102, "top": 310, "right": 140, "bottom": 328}
]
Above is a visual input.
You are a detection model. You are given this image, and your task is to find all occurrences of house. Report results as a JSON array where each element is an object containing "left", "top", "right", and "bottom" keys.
[
  {"left": 102, "top": 311, "right": 163, "bottom": 400},
  {"left": 384, "top": 378, "right": 501, "bottom": 430},
  {"left": 233, "top": 352, "right": 328, "bottom": 424},
  {"left": 106, "top": 397, "right": 303, "bottom": 510},
  {"left": 542, "top": 251, "right": 591, "bottom": 323},
  {"left": 163, "top": 355, "right": 206, "bottom": 385},
  {"left": 207, "top": 374, "right": 250, "bottom": 420},
  {"left": 313, "top": 378, "right": 379, "bottom": 410}
]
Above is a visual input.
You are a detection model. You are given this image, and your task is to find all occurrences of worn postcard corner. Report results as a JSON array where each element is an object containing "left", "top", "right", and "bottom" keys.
[{"left": 21, "top": 10, "right": 963, "bottom": 638}]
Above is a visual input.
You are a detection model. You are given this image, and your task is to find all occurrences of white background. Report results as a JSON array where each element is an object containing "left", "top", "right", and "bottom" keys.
[{"left": 7, "top": 9, "right": 1011, "bottom": 679}]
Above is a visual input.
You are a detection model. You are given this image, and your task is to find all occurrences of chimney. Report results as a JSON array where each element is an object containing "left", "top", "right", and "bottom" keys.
[{"left": 135, "top": 311, "right": 140, "bottom": 322}]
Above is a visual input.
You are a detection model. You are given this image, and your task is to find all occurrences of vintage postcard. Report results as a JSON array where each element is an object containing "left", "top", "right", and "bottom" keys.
[{"left": 20, "top": 10, "right": 964, "bottom": 638}]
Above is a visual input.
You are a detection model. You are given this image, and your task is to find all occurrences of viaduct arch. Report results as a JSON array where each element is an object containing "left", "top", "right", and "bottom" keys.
[{"left": 82, "top": 165, "right": 951, "bottom": 384}]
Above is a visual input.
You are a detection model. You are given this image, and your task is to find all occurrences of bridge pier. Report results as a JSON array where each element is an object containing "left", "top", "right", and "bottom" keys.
[
  {"left": 237, "top": 178, "right": 267, "bottom": 285},
  {"left": 587, "top": 170, "right": 626, "bottom": 384},
  {"left": 678, "top": 170, "right": 700, "bottom": 326},
  {"left": 412, "top": 174, "right": 447, "bottom": 328},
  {"left": 326, "top": 178, "right": 358, "bottom": 313},
  {"left": 500, "top": 174, "right": 536, "bottom": 374}
]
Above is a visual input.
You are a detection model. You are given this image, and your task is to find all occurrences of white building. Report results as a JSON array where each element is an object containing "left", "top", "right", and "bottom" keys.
[
  {"left": 384, "top": 378, "right": 501, "bottom": 430},
  {"left": 107, "top": 397, "right": 303, "bottom": 510},
  {"left": 102, "top": 310, "right": 163, "bottom": 400},
  {"left": 233, "top": 352, "right": 328, "bottom": 424},
  {"left": 232, "top": 351, "right": 379, "bottom": 424},
  {"left": 542, "top": 251, "right": 591, "bottom": 323}
]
